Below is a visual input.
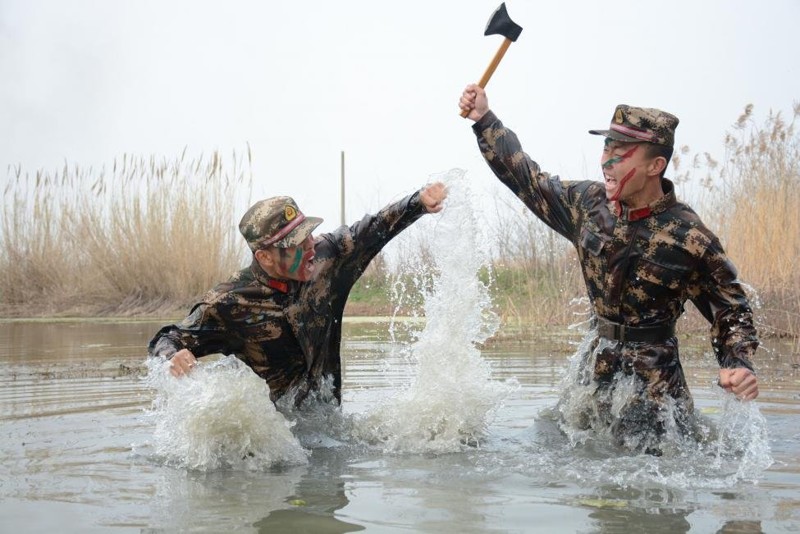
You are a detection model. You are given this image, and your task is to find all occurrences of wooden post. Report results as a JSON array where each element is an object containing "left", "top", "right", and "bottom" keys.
[{"left": 340, "top": 150, "right": 345, "bottom": 226}]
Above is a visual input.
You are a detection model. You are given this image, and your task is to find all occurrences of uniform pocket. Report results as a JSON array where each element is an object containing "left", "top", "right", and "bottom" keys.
[
  {"left": 636, "top": 257, "right": 692, "bottom": 290},
  {"left": 709, "top": 258, "right": 738, "bottom": 285},
  {"left": 580, "top": 227, "right": 609, "bottom": 257}
]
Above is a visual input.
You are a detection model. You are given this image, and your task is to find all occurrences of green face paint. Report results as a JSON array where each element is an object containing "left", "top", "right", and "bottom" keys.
[
  {"left": 602, "top": 145, "right": 639, "bottom": 169},
  {"left": 288, "top": 248, "right": 303, "bottom": 274}
]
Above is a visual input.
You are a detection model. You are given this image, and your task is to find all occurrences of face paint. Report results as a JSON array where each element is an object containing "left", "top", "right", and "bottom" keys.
[
  {"left": 288, "top": 247, "right": 303, "bottom": 274},
  {"left": 602, "top": 144, "right": 640, "bottom": 202},
  {"left": 275, "top": 248, "right": 293, "bottom": 274},
  {"left": 602, "top": 145, "right": 639, "bottom": 169},
  {"left": 610, "top": 167, "right": 637, "bottom": 202}
]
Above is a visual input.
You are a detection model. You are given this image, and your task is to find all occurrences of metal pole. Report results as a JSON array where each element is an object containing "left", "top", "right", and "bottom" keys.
[{"left": 340, "top": 150, "right": 345, "bottom": 226}]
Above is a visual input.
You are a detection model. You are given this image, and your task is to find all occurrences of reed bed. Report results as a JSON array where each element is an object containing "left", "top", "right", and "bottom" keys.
[
  {"left": 1, "top": 148, "right": 252, "bottom": 316},
  {"left": 483, "top": 198, "right": 584, "bottom": 327},
  {"left": 705, "top": 104, "right": 800, "bottom": 350},
  {"left": 2, "top": 104, "right": 798, "bottom": 354}
]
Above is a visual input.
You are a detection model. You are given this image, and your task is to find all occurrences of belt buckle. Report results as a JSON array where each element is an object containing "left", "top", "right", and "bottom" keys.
[{"left": 614, "top": 323, "right": 626, "bottom": 342}]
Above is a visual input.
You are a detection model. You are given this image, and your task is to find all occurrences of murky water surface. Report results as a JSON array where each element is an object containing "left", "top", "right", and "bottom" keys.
[
  {"left": 0, "top": 319, "right": 798, "bottom": 533},
  {"left": 2, "top": 174, "right": 798, "bottom": 533}
]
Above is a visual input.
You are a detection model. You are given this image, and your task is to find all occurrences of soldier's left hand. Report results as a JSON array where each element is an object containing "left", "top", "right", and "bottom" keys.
[
  {"left": 420, "top": 182, "right": 447, "bottom": 213},
  {"left": 718, "top": 367, "right": 759, "bottom": 401}
]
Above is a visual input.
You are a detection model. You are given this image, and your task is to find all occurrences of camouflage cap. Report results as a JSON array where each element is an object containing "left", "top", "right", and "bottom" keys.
[
  {"left": 239, "top": 196, "right": 323, "bottom": 251},
  {"left": 589, "top": 104, "right": 679, "bottom": 147}
]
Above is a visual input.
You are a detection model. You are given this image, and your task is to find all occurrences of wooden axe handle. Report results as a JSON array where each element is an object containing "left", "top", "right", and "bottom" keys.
[{"left": 460, "top": 38, "right": 513, "bottom": 118}]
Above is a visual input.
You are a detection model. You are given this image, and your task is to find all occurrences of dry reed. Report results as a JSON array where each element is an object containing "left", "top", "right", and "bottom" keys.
[
  {"left": 486, "top": 197, "right": 584, "bottom": 327},
  {"left": 2, "top": 103, "right": 798, "bottom": 355},
  {"left": 705, "top": 104, "right": 800, "bottom": 349},
  {"left": 1, "top": 148, "right": 252, "bottom": 316}
]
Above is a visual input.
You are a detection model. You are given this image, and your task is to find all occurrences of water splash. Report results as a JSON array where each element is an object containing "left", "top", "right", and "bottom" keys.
[
  {"left": 275, "top": 376, "right": 355, "bottom": 450},
  {"left": 706, "top": 384, "right": 773, "bottom": 481},
  {"left": 541, "top": 328, "right": 773, "bottom": 488},
  {"left": 352, "top": 169, "right": 515, "bottom": 453},
  {"left": 143, "top": 355, "right": 309, "bottom": 470}
]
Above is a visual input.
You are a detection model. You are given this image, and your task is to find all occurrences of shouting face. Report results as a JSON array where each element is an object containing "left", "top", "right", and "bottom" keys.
[
  {"left": 599, "top": 138, "right": 667, "bottom": 209},
  {"left": 256, "top": 235, "right": 316, "bottom": 282}
]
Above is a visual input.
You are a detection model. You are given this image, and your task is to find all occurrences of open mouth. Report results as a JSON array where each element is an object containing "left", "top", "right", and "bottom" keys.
[
  {"left": 609, "top": 168, "right": 637, "bottom": 201},
  {"left": 301, "top": 250, "right": 316, "bottom": 275}
]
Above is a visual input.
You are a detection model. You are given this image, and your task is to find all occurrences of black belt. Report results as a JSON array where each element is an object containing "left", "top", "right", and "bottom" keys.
[{"left": 596, "top": 318, "right": 675, "bottom": 343}]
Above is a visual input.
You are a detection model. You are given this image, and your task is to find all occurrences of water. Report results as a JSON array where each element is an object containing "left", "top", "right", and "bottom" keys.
[
  {"left": 2, "top": 173, "right": 799, "bottom": 532},
  {"left": 0, "top": 319, "right": 798, "bottom": 533},
  {"left": 350, "top": 172, "right": 511, "bottom": 454}
]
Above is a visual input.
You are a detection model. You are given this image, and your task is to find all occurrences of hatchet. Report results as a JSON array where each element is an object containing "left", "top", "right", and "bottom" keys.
[{"left": 460, "top": 3, "right": 523, "bottom": 118}]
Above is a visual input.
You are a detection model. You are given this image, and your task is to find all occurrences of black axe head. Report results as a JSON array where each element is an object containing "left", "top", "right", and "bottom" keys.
[{"left": 484, "top": 3, "right": 523, "bottom": 42}]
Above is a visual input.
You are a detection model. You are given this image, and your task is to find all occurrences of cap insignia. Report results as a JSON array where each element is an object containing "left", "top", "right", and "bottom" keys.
[
  {"left": 284, "top": 205, "right": 297, "bottom": 221},
  {"left": 614, "top": 109, "right": 624, "bottom": 124}
]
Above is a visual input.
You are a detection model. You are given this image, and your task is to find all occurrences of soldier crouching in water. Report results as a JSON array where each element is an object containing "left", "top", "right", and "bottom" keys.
[
  {"left": 459, "top": 85, "right": 759, "bottom": 453},
  {"left": 148, "top": 182, "right": 446, "bottom": 408}
]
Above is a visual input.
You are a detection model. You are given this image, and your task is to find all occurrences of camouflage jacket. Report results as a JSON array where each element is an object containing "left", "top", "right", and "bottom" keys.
[
  {"left": 148, "top": 191, "right": 427, "bottom": 404},
  {"left": 473, "top": 111, "right": 757, "bottom": 372}
]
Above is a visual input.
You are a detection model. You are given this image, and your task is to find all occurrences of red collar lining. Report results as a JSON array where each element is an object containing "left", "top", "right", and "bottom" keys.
[
  {"left": 267, "top": 279, "right": 289, "bottom": 293},
  {"left": 628, "top": 207, "right": 652, "bottom": 221},
  {"left": 613, "top": 202, "right": 652, "bottom": 221}
]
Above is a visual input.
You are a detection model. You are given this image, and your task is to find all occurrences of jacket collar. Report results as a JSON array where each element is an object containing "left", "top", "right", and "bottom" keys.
[
  {"left": 611, "top": 178, "right": 677, "bottom": 221},
  {"left": 250, "top": 258, "right": 292, "bottom": 294}
]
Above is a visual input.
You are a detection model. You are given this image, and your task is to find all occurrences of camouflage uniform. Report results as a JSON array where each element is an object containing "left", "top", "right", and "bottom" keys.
[
  {"left": 472, "top": 108, "right": 758, "bottom": 444},
  {"left": 148, "top": 192, "right": 428, "bottom": 405}
]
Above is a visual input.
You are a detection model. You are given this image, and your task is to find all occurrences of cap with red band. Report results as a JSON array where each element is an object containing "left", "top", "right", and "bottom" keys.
[
  {"left": 239, "top": 196, "right": 323, "bottom": 251},
  {"left": 589, "top": 104, "right": 679, "bottom": 147}
]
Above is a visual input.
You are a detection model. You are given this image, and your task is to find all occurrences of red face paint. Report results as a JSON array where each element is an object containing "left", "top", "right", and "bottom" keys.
[
  {"left": 610, "top": 167, "right": 637, "bottom": 202},
  {"left": 602, "top": 145, "right": 639, "bottom": 169},
  {"left": 275, "top": 240, "right": 315, "bottom": 281},
  {"left": 602, "top": 145, "right": 639, "bottom": 202}
]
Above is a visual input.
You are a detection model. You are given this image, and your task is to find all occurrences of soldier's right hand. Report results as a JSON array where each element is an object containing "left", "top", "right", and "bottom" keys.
[
  {"left": 718, "top": 367, "right": 759, "bottom": 401},
  {"left": 459, "top": 84, "right": 489, "bottom": 122},
  {"left": 169, "top": 348, "right": 198, "bottom": 378}
]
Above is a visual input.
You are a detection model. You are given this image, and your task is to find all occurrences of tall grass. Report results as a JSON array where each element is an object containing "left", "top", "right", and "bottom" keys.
[
  {"left": 706, "top": 104, "right": 800, "bottom": 347},
  {"left": 1, "top": 148, "right": 252, "bottom": 316},
  {"left": 2, "top": 103, "right": 798, "bottom": 355},
  {"left": 485, "top": 197, "right": 584, "bottom": 327}
]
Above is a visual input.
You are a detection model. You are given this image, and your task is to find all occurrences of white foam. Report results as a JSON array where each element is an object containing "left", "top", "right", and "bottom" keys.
[
  {"left": 144, "top": 355, "right": 309, "bottom": 470},
  {"left": 549, "top": 329, "right": 773, "bottom": 487},
  {"left": 352, "top": 169, "right": 515, "bottom": 453}
]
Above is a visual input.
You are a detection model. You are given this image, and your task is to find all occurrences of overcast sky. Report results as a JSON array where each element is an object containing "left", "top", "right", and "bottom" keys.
[{"left": 2, "top": 0, "right": 798, "bottom": 233}]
